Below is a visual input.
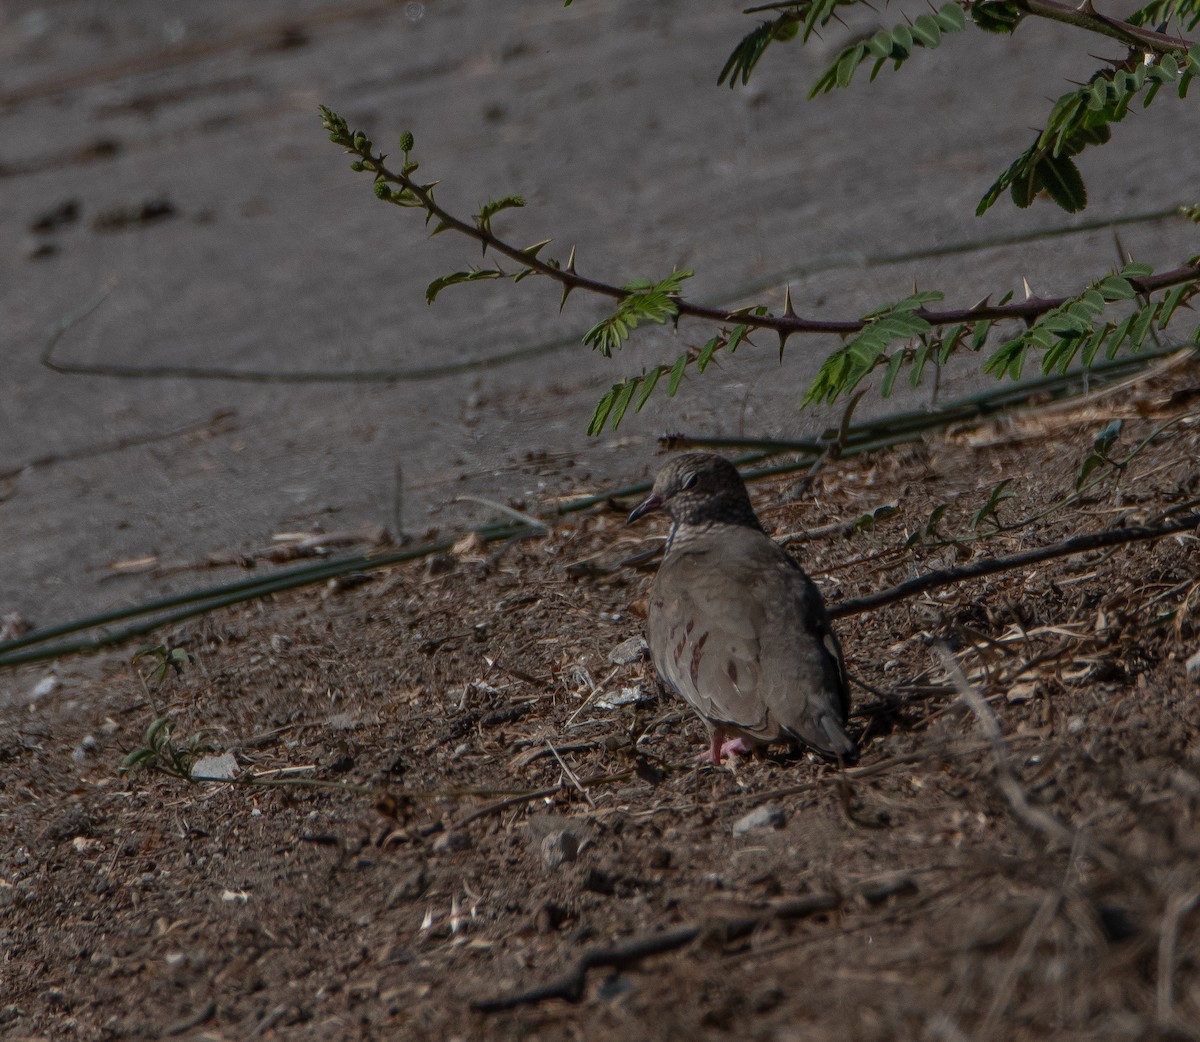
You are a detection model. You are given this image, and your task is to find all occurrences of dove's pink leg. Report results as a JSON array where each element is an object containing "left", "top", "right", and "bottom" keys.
[
  {"left": 697, "top": 728, "right": 727, "bottom": 764},
  {"left": 719, "top": 736, "right": 752, "bottom": 759},
  {"left": 697, "top": 728, "right": 752, "bottom": 763}
]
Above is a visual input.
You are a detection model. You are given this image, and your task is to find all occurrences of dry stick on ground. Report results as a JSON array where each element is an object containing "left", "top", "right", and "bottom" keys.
[
  {"left": 452, "top": 768, "right": 636, "bottom": 830},
  {"left": 830, "top": 512, "right": 1200, "bottom": 620},
  {"left": 471, "top": 875, "right": 917, "bottom": 1013}
]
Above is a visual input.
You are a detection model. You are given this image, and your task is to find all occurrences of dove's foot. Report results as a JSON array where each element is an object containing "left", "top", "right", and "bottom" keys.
[{"left": 697, "top": 730, "right": 753, "bottom": 763}]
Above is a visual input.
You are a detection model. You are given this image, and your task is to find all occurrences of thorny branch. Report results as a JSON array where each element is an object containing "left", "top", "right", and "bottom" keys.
[{"left": 320, "top": 111, "right": 1200, "bottom": 343}]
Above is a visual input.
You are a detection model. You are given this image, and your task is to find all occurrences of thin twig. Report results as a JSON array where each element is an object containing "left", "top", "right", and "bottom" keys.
[
  {"left": 454, "top": 496, "right": 549, "bottom": 533},
  {"left": 471, "top": 875, "right": 916, "bottom": 1012},
  {"left": 452, "top": 768, "right": 635, "bottom": 829},
  {"left": 546, "top": 742, "right": 596, "bottom": 808}
]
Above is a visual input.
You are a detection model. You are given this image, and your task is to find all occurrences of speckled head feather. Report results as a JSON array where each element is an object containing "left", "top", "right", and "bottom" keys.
[{"left": 627, "top": 453, "right": 763, "bottom": 531}]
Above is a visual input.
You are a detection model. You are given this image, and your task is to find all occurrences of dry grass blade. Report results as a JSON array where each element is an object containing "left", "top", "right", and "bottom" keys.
[
  {"left": 1157, "top": 889, "right": 1200, "bottom": 1025},
  {"left": 936, "top": 646, "right": 1117, "bottom": 871}
]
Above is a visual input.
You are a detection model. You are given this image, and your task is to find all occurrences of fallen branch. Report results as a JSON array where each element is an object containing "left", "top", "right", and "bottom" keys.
[
  {"left": 471, "top": 875, "right": 916, "bottom": 1013},
  {"left": 831, "top": 512, "right": 1200, "bottom": 620}
]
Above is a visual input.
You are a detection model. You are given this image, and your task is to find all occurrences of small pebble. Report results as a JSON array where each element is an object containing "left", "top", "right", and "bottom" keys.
[
  {"left": 733, "top": 803, "right": 787, "bottom": 836},
  {"left": 387, "top": 868, "right": 429, "bottom": 906},
  {"left": 540, "top": 830, "right": 579, "bottom": 871},
  {"left": 1186, "top": 649, "right": 1200, "bottom": 683},
  {"left": 432, "top": 830, "right": 472, "bottom": 854},
  {"left": 596, "top": 685, "right": 654, "bottom": 710},
  {"left": 191, "top": 752, "right": 238, "bottom": 781},
  {"left": 608, "top": 636, "right": 648, "bottom": 666},
  {"left": 30, "top": 676, "right": 59, "bottom": 700}
]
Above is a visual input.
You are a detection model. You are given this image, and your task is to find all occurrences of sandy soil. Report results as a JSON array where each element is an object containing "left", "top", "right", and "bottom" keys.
[{"left": 3, "top": 357, "right": 1200, "bottom": 1041}]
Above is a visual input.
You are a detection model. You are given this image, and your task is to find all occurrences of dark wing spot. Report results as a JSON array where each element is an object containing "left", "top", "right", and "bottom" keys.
[
  {"left": 726, "top": 659, "right": 738, "bottom": 686},
  {"left": 689, "top": 632, "right": 708, "bottom": 688}
]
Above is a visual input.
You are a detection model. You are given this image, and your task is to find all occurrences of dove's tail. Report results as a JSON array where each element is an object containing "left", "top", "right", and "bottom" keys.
[
  {"left": 820, "top": 717, "right": 859, "bottom": 764},
  {"left": 789, "top": 714, "right": 859, "bottom": 764}
]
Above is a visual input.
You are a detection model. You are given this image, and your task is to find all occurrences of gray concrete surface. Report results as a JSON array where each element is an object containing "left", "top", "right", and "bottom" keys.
[{"left": 2, "top": 0, "right": 1197, "bottom": 630}]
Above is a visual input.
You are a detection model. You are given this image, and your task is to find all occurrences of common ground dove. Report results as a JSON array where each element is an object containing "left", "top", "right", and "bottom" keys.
[{"left": 628, "top": 452, "right": 857, "bottom": 764}]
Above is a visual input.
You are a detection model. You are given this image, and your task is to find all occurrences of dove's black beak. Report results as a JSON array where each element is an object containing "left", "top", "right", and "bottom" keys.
[{"left": 627, "top": 491, "right": 663, "bottom": 525}]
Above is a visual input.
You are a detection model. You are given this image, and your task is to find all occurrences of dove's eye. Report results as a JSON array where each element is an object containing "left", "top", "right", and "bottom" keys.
[{"left": 680, "top": 471, "right": 698, "bottom": 490}]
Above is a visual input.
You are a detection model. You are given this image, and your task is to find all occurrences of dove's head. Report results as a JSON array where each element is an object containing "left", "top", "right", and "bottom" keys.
[{"left": 627, "top": 452, "right": 763, "bottom": 530}]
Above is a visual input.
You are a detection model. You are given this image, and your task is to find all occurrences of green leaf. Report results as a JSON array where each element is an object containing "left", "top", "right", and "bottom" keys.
[
  {"left": 1105, "top": 312, "right": 1137, "bottom": 358},
  {"left": 970, "top": 320, "right": 992, "bottom": 352},
  {"left": 1120, "top": 261, "right": 1154, "bottom": 279},
  {"left": 581, "top": 269, "right": 691, "bottom": 356},
  {"left": 425, "top": 269, "right": 503, "bottom": 304},
  {"left": 144, "top": 715, "right": 172, "bottom": 748},
  {"left": 852, "top": 504, "right": 898, "bottom": 532},
  {"left": 608, "top": 379, "right": 639, "bottom": 431},
  {"left": 911, "top": 14, "right": 941, "bottom": 47},
  {"left": 1079, "top": 325, "right": 1107, "bottom": 367},
  {"left": 971, "top": 0, "right": 1023, "bottom": 32},
  {"left": 881, "top": 351, "right": 906, "bottom": 397},
  {"left": 1075, "top": 453, "right": 1105, "bottom": 490},
  {"left": 1128, "top": 302, "right": 1157, "bottom": 350},
  {"left": 909, "top": 339, "right": 931, "bottom": 388},
  {"left": 971, "top": 478, "right": 1015, "bottom": 530},
  {"left": 936, "top": 2, "right": 966, "bottom": 30},
  {"left": 636, "top": 366, "right": 664, "bottom": 411},
  {"left": 810, "top": 5, "right": 962, "bottom": 96},
  {"left": 667, "top": 353, "right": 689, "bottom": 395},
  {"left": 935, "top": 328, "right": 961, "bottom": 366},
  {"left": 718, "top": 15, "right": 803, "bottom": 87},
  {"left": 588, "top": 387, "right": 618, "bottom": 436},
  {"left": 1093, "top": 418, "right": 1123, "bottom": 456},
  {"left": 867, "top": 30, "right": 893, "bottom": 58},
  {"left": 1009, "top": 163, "right": 1038, "bottom": 209},
  {"left": 836, "top": 44, "right": 863, "bottom": 87},
  {"left": 984, "top": 338, "right": 1027, "bottom": 380},
  {"left": 1098, "top": 275, "right": 1136, "bottom": 301},
  {"left": 1158, "top": 284, "right": 1191, "bottom": 328},
  {"left": 697, "top": 336, "right": 721, "bottom": 373},
  {"left": 1036, "top": 154, "right": 1087, "bottom": 213}
]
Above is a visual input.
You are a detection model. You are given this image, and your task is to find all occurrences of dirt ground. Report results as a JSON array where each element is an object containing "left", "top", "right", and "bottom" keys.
[{"left": 3, "top": 356, "right": 1200, "bottom": 1041}]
